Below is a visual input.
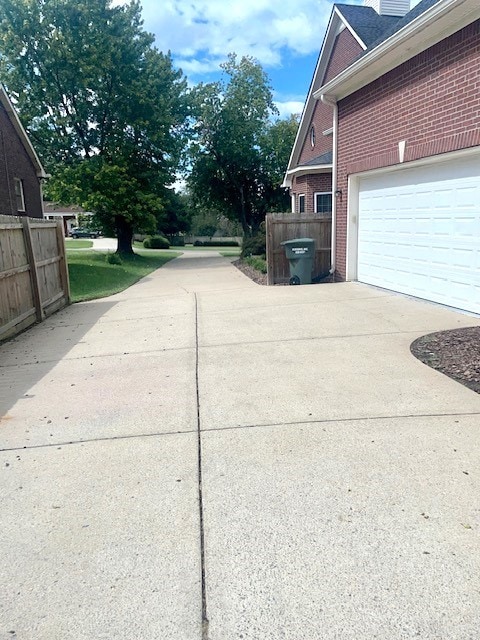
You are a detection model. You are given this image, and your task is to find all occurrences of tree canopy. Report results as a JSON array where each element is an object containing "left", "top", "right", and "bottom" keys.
[
  {"left": 188, "top": 54, "right": 299, "bottom": 236},
  {"left": 0, "top": 0, "right": 189, "bottom": 252}
]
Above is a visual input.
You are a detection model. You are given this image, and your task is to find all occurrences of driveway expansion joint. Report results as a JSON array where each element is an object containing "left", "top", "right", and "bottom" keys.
[{"left": 194, "top": 292, "right": 209, "bottom": 637}]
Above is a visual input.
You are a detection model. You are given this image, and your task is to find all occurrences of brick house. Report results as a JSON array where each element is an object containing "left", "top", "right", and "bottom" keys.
[
  {"left": 0, "top": 85, "right": 47, "bottom": 218},
  {"left": 285, "top": 0, "right": 480, "bottom": 315}
]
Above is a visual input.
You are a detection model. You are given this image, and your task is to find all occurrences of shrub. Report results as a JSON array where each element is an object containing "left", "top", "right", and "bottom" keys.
[
  {"left": 143, "top": 235, "right": 170, "bottom": 249},
  {"left": 106, "top": 252, "right": 123, "bottom": 265},
  {"left": 194, "top": 240, "right": 203, "bottom": 246},
  {"left": 241, "top": 232, "right": 266, "bottom": 258},
  {"left": 244, "top": 256, "right": 267, "bottom": 274},
  {"left": 167, "top": 236, "right": 185, "bottom": 246}
]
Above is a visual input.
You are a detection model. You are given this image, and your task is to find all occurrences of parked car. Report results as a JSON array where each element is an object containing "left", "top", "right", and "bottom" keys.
[{"left": 70, "top": 228, "right": 101, "bottom": 239}]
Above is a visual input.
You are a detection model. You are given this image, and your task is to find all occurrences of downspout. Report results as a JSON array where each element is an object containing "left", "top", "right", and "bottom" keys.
[{"left": 320, "top": 94, "right": 337, "bottom": 276}]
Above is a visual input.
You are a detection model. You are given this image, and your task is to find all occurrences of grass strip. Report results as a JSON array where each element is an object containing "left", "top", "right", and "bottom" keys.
[{"left": 67, "top": 250, "right": 180, "bottom": 302}]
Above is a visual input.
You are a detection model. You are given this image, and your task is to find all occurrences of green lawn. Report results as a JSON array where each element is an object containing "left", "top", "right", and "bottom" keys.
[
  {"left": 67, "top": 250, "right": 179, "bottom": 302},
  {"left": 64, "top": 239, "right": 93, "bottom": 249}
]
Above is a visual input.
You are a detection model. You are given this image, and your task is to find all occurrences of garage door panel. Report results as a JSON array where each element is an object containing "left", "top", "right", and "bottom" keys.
[{"left": 357, "top": 154, "right": 480, "bottom": 314}]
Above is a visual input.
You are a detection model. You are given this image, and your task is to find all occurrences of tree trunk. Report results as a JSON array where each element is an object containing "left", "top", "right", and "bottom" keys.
[{"left": 115, "top": 216, "right": 134, "bottom": 254}]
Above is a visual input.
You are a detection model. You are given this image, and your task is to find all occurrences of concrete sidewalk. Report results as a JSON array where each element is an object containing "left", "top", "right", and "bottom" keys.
[{"left": 1, "top": 252, "right": 480, "bottom": 639}]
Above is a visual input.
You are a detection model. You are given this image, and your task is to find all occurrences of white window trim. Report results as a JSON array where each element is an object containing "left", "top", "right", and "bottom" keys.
[
  {"left": 298, "top": 193, "right": 305, "bottom": 214},
  {"left": 314, "top": 191, "right": 332, "bottom": 214},
  {"left": 14, "top": 178, "right": 25, "bottom": 212}
]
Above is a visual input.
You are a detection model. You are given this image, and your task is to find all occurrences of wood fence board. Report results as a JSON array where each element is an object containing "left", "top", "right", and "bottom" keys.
[
  {"left": 266, "top": 213, "right": 332, "bottom": 285},
  {"left": 0, "top": 214, "right": 70, "bottom": 342}
]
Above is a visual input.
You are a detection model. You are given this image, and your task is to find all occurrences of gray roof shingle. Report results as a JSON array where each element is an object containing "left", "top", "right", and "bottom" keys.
[
  {"left": 335, "top": 4, "right": 400, "bottom": 48},
  {"left": 301, "top": 151, "right": 333, "bottom": 166}
]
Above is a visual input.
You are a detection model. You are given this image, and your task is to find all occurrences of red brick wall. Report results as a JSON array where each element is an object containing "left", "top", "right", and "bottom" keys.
[
  {"left": 324, "top": 27, "right": 363, "bottom": 84},
  {"left": 292, "top": 173, "right": 332, "bottom": 214},
  {"left": 335, "top": 20, "right": 480, "bottom": 280},
  {"left": 0, "top": 103, "right": 43, "bottom": 218},
  {"left": 298, "top": 28, "right": 363, "bottom": 166},
  {"left": 298, "top": 101, "right": 333, "bottom": 165}
]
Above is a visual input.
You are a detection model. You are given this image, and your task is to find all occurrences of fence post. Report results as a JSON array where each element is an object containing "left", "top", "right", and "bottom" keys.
[
  {"left": 55, "top": 220, "right": 71, "bottom": 303},
  {"left": 22, "top": 216, "right": 44, "bottom": 321}
]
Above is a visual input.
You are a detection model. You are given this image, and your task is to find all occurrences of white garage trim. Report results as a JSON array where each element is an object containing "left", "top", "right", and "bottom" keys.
[{"left": 346, "top": 147, "right": 480, "bottom": 313}]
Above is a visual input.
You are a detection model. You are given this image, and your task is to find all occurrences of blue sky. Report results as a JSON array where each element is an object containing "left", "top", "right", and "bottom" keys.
[{"left": 112, "top": 0, "right": 355, "bottom": 118}]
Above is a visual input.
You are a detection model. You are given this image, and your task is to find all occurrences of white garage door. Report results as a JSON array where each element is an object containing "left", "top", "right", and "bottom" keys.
[{"left": 357, "top": 154, "right": 480, "bottom": 314}]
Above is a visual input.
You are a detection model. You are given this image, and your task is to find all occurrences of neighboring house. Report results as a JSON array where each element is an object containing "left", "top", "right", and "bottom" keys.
[
  {"left": 0, "top": 85, "right": 48, "bottom": 218},
  {"left": 285, "top": 0, "right": 480, "bottom": 315},
  {"left": 43, "top": 202, "right": 87, "bottom": 237}
]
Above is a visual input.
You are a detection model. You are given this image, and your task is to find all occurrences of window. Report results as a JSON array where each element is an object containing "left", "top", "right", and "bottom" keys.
[
  {"left": 14, "top": 178, "right": 25, "bottom": 212},
  {"left": 310, "top": 126, "right": 316, "bottom": 148},
  {"left": 314, "top": 191, "right": 332, "bottom": 215},
  {"left": 298, "top": 194, "right": 305, "bottom": 214}
]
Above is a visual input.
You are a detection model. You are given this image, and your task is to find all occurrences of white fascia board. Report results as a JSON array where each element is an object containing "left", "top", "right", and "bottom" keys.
[
  {"left": 314, "top": 0, "right": 480, "bottom": 101},
  {"left": 282, "top": 163, "right": 333, "bottom": 188},
  {"left": 283, "top": 6, "right": 366, "bottom": 180},
  {"left": 0, "top": 85, "right": 48, "bottom": 179}
]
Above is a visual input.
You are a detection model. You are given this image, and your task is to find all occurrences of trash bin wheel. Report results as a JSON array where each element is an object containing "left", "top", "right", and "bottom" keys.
[{"left": 289, "top": 275, "right": 301, "bottom": 285}]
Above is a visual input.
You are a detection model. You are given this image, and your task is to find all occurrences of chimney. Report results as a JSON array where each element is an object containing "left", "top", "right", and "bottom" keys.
[{"left": 363, "top": 0, "right": 411, "bottom": 17}]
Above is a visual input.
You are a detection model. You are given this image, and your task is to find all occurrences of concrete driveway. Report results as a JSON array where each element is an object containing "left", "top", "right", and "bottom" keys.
[{"left": 1, "top": 252, "right": 480, "bottom": 639}]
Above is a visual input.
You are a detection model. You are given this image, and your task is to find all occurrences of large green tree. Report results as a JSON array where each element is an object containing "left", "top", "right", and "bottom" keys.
[
  {"left": 188, "top": 55, "right": 298, "bottom": 236},
  {"left": 0, "top": 0, "right": 188, "bottom": 252}
]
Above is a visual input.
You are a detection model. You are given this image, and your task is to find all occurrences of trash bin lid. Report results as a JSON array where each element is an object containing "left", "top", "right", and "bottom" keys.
[{"left": 281, "top": 237, "right": 315, "bottom": 246}]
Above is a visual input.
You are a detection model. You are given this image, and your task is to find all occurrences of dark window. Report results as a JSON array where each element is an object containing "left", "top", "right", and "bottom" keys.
[
  {"left": 14, "top": 178, "right": 25, "bottom": 211},
  {"left": 298, "top": 194, "right": 305, "bottom": 213},
  {"left": 314, "top": 192, "right": 332, "bottom": 214}
]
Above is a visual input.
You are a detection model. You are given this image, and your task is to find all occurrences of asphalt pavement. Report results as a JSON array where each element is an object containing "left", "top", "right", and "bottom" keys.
[{"left": 1, "top": 251, "right": 480, "bottom": 639}]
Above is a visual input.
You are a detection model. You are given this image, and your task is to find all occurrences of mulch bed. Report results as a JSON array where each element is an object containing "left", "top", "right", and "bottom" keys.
[
  {"left": 233, "top": 259, "right": 268, "bottom": 285},
  {"left": 410, "top": 326, "right": 480, "bottom": 394}
]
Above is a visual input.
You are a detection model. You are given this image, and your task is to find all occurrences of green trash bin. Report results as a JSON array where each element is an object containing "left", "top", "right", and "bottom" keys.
[{"left": 281, "top": 238, "right": 315, "bottom": 285}]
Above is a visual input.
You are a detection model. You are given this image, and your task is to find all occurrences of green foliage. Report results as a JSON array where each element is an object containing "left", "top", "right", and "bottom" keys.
[
  {"left": 243, "top": 256, "right": 267, "bottom": 274},
  {"left": 0, "top": 0, "right": 189, "bottom": 253},
  {"left": 106, "top": 252, "right": 123, "bottom": 265},
  {"left": 188, "top": 54, "right": 299, "bottom": 235},
  {"left": 241, "top": 231, "right": 266, "bottom": 258},
  {"left": 161, "top": 190, "right": 192, "bottom": 236},
  {"left": 143, "top": 235, "right": 170, "bottom": 249}
]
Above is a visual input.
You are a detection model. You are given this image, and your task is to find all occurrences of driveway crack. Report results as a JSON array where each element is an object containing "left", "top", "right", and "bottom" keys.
[{"left": 194, "top": 292, "right": 209, "bottom": 638}]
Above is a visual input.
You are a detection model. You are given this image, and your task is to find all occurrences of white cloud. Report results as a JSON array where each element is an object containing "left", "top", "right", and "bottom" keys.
[
  {"left": 274, "top": 100, "right": 305, "bottom": 119},
  {"left": 124, "top": 0, "right": 335, "bottom": 77}
]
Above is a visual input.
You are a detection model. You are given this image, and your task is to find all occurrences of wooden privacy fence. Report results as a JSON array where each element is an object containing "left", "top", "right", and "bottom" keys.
[
  {"left": 266, "top": 213, "right": 332, "bottom": 285},
  {"left": 0, "top": 215, "right": 70, "bottom": 342}
]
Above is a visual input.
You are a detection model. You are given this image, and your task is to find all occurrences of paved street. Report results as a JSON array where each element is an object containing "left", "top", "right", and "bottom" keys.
[{"left": 1, "top": 252, "right": 480, "bottom": 639}]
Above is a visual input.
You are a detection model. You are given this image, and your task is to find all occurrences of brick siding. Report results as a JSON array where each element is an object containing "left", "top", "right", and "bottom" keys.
[
  {"left": 0, "top": 102, "right": 43, "bottom": 218},
  {"left": 334, "top": 20, "right": 480, "bottom": 280},
  {"left": 298, "top": 28, "right": 363, "bottom": 167},
  {"left": 293, "top": 173, "right": 332, "bottom": 214},
  {"left": 293, "top": 27, "right": 363, "bottom": 214}
]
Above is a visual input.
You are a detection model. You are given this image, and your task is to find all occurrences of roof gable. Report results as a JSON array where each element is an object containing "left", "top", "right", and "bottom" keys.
[
  {"left": 0, "top": 85, "right": 47, "bottom": 179},
  {"left": 284, "top": 2, "right": 402, "bottom": 183}
]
